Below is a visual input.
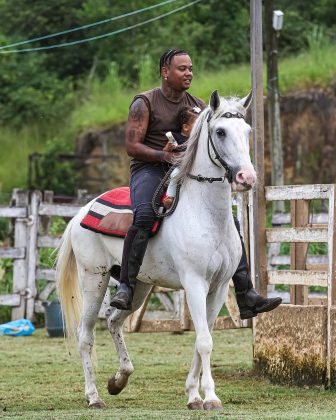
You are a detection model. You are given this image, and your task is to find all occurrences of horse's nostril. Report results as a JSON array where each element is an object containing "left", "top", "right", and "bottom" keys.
[
  {"left": 236, "top": 171, "right": 245, "bottom": 183},
  {"left": 236, "top": 170, "right": 256, "bottom": 185}
]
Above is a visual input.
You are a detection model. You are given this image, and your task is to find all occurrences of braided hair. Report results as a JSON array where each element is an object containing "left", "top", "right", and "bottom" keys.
[
  {"left": 178, "top": 106, "right": 201, "bottom": 131},
  {"left": 159, "top": 49, "right": 188, "bottom": 76}
]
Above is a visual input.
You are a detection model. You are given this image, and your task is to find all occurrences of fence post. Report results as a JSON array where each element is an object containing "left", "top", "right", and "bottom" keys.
[
  {"left": 290, "top": 200, "right": 309, "bottom": 305},
  {"left": 40, "top": 191, "right": 54, "bottom": 233},
  {"left": 328, "top": 185, "right": 336, "bottom": 305},
  {"left": 26, "top": 191, "right": 41, "bottom": 320},
  {"left": 327, "top": 185, "right": 336, "bottom": 387},
  {"left": 250, "top": 0, "right": 267, "bottom": 297},
  {"left": 76, "top": 189, "right": 88, "bottom": 205},
  {"left": 11, "top": 190, "right": 29, "bottom": 320}
]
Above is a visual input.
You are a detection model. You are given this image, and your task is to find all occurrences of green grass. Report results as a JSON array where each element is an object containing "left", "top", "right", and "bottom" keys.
[
  {"left": 70, "top": 41, "right": 336, "bottom": 133},
  {"left": 0, "top": 123, "right": 67, "bottom": 193},
  {"left": 279, "top": 41, "right": 336, "bottom": 91},
  {"left": 1, "top": 328, "right": 336, "bottom": 419},
  {"left": 69, "top": 80, "right": 134, "bottom": 132}
]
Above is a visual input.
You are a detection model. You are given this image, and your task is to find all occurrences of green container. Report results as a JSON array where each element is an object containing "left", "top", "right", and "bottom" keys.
[{"left": 42, "top": 300, "right": 64, "bottom": 337}]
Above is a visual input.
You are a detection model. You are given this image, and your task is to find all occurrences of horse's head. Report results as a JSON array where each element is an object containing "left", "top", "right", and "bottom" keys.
[{"left": 208, "top": 90, "right": 256, "bottom": 192}]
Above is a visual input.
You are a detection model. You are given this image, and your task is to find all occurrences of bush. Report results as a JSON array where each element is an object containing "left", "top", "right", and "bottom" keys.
[
  {"left": 0, "top": 52, "right": 74, "bottom": 127},
  {"left": 0, "top": 218, "right": 11, "bottom": 242},
  {"left": 31, "top": 137, "right": 77, "bottom": 195},
  {"left": 0, "top": 259, "right": 13, "bottom": 323}
]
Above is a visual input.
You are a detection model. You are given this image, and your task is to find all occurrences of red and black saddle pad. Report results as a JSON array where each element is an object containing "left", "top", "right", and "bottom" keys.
[{"left": 80, "top": 187, "right": 161, "bottom": 238}]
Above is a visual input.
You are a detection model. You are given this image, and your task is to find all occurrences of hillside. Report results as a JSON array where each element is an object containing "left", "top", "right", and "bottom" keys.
[{"left": 0, "top": 42, "right": 335, "bottom": 195}]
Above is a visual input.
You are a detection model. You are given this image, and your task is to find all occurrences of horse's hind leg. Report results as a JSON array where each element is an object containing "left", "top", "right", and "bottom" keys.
[
  {"left": 106, "top": 281, "right": 152, "bottom": 395},
  {"left": 77, "top": 267, "right": 110, "bottom": 408}
]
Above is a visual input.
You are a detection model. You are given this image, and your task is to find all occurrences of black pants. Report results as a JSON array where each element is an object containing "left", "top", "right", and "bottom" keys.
[{"left": 130, "top": 164, "right": 169, "bottom": 232}]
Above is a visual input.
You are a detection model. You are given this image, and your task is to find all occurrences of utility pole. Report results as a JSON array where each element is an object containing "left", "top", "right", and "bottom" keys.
[
  {"left": 265, "top": 1, "right": 285, "bottom": 213},
  {"left": 250, "top": 0, "right": 267, "bottom": 297}
]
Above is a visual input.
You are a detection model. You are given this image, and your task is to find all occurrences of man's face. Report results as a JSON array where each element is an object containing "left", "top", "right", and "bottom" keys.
[{"left": 163, "top": 54, "right": 193, "bottom": 91}]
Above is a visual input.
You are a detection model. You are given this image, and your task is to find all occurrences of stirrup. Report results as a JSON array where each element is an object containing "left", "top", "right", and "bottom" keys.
[{"left": 110, "top": 284, "right": 133, "bottom": 311}]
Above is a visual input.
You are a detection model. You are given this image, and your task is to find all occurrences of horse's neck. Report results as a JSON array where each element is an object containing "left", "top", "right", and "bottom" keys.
[{"left": 183, "top": 126, "right": 233, "bottom": 218}]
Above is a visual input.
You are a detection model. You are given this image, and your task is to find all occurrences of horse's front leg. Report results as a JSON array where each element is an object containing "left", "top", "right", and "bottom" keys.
[
  {"left": 78, "top": 269, "right": 110, "bottom": 408},
  {"left": 184, "top": 278, "right": 223, "bottom": 411},
  {"left": 185, "top": 348, "right": 203, "bottom": 410},
  {"left": 106, "top": 281, "right": 152, "bottom": 395}
]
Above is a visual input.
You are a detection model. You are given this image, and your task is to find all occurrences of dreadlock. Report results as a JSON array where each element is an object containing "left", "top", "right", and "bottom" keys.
[{"left": 159, "top": 49, "right": 188, "bottom": 76}]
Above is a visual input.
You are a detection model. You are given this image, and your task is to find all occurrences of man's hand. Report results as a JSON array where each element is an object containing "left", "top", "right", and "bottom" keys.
[
  {"left": 162, "top": 141, "right": 178, "bottom": 153},
  {"left": 162, "top": 141, "right": 181, "bottom": 163},
  {"left": 162, "top": 143, "right": 184, "bottom": 163}
]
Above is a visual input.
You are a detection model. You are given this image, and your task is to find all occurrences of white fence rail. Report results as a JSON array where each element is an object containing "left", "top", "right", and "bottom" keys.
[{"left": 0, "top": 189, "right": 84, "bottom": 320}]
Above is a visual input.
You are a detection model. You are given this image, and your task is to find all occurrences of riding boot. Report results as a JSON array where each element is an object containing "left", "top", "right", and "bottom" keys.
[
  {"left": 110, "top": 225, "right": 150, "bottom": 310},
  {"left": 233, "top": 217, "right": 282, "bottom": 320}
]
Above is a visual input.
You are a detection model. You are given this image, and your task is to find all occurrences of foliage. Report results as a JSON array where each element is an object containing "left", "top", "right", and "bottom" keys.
[
  {"left": 0, "top": 258, "right": 13, "bottom": 323},
  {"left": 0, "top": 38, "right": 335, "bottom": 193},
  {"left": 0, "top": 52, "right": 74, "bottom": 127},
  {"left": 0, "top": 217, "right": 10, "bottom": 241},
  {"left": 32, "top": 137, "right": 78, "bottom": 195},
  {"left": 0, "top": 0, "right": 335, "bottom": 127},
  {"left": 0, "top": 124, "right": 54, "bottom": 192}
]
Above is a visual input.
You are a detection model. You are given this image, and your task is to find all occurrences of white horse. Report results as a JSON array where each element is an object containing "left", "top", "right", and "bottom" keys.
[{"left": 56, "top": 90, "right": 256, "bottom": 410}]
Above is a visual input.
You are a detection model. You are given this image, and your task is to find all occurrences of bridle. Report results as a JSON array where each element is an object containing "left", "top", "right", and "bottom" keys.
[
  {"left": 152, "top": 109, "right": 246, "bottom": 218},
  {"left": 187, "top": 110, "right": 245, "bottom": 184}
]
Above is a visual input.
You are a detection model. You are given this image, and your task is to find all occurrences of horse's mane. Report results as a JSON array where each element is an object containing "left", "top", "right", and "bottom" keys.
[{"left": 174, "top": 96, "right": 246, "bottom": 184}]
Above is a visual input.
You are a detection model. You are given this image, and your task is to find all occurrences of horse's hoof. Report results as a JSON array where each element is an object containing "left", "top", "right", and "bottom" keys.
[
  {"left": 88, "top": 399, "right": 106, "bottom": 409},
  {"left": 107, "top": 375, "right": 126, "bottom": 395},
  {"left": 187, "top": 398, "right": 204, "bottom": 410},
  {"left": 203, "top": 400, "right": 223, "bottom": 410}
]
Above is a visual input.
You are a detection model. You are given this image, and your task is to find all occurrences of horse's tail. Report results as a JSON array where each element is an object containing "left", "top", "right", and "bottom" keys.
[{"left": 56, "top": 217, "right": 83, "bottom": 342}]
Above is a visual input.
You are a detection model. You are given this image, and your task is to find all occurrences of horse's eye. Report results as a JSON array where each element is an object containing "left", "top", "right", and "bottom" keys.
[{"left": 216, "top": 128, "right": 226, "bottom": 137}]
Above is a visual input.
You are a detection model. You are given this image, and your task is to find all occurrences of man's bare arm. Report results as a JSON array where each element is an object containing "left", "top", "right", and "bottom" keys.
[{"left": 125, "top": 98, "right": 175, "bottom": 163}]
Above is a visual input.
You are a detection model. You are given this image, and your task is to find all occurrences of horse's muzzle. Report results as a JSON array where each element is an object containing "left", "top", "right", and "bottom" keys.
[{"left": 232, "top": 166, "right": 256, "bottom": 191}]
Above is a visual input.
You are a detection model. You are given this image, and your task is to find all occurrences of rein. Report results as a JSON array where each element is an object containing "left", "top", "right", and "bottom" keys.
[{"left": 152, "top": 165, "right": 181, "bottom": 219}]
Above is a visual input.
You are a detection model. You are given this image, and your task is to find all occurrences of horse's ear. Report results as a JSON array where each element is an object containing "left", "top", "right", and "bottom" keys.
[
  {"left": 210, "top": 90, "right": 220, "bottom": 112},
  {"left": 240, "top": 90, "right": 253, "bottom": 110}
]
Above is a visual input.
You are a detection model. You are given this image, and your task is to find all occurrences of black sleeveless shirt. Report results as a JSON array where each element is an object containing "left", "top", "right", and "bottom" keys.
[{"left": 130, "top": 87, "right": 205, "bottom": 172}]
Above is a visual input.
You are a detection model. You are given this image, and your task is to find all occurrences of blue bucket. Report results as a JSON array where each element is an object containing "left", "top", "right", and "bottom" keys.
[{"left": 42, "top": 300, "right": 64, "bottom": 337}]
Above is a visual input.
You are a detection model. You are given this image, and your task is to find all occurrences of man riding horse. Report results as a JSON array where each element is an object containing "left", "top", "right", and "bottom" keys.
[{"left": 110, "top": 48, "right": 282, "bottom": 319}]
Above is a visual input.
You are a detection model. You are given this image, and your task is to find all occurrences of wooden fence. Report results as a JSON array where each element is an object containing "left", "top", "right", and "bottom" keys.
[
  {"left": 0, "top": 189, "right": 248, "bottom": 332},
  {"left": 0, "top": 189, "right": 86, "bottom": 320},
  {"left": 265, "top": 184, "right": 335, "bottom": 303},
  {"left": 254, "top": 183, "right": 336, "bottom": 387}
]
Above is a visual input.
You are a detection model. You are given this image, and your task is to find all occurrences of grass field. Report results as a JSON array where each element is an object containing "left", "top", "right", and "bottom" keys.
[{"left": 1, "top": 327, "right": 336, "bottom": 419}]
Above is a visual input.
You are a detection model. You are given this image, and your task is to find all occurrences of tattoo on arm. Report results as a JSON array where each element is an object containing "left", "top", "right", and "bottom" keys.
[
  {"left": 129, "top": 99, "right": 147, "bottom": 124},
  {"left": 126, "top": 98, "right": 165, "bottom": 162}
]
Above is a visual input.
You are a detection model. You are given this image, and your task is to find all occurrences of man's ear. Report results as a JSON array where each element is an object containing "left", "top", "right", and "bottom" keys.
[
  {"left": 210, "top": 90, "right": 220, "bottom": 112},
  {"left": 161, "top": 65, "right": 168, "bottom": 79},
  {"left": 239, "top": 90, "right": 253, "bottom": 110}
]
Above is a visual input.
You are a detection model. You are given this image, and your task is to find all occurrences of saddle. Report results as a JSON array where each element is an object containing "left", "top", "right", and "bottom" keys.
[{"left": 80, "top": 187, "right": 163, "bottom": 238}]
